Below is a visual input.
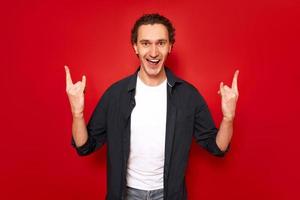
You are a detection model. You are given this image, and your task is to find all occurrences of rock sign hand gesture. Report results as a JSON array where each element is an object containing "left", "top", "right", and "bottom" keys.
[
  {"left": 65, "top": 65, "right": 86, "bottom": 117},
  {"left": 218, "top": 70, "right": 239, "bottom": 121}
]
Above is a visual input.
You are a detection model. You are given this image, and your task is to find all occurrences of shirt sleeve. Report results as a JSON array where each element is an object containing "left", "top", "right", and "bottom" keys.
[
  {"left": 193, "top": 91, "right": 229, "bottom": 157},
  {"left": 71, "top": 89, "right": 110, "bottom": 156}
]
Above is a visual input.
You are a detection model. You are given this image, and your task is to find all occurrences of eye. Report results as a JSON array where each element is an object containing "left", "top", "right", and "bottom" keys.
[
  {"left": 141, "top": 41, "right": 150, "bottom": 47},
  {"left": 158, "top": 41, "right": 166, "bottom": 46}
]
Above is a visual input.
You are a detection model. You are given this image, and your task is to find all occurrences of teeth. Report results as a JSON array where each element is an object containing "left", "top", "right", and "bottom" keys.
[{"left": 147, "top": 59, "right": 160, "bottom": 63}]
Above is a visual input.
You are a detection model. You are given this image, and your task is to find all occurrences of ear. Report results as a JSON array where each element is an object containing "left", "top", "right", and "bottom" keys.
[{"left": 133, "top": 43, "right": 138, "bottom": 54}]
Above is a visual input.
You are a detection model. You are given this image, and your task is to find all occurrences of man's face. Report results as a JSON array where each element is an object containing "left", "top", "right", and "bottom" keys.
[{"left": 133, "top": 24, "right": 172, "bottom": 78}]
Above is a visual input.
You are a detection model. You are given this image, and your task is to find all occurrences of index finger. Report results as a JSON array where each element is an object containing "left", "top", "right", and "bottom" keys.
[
  {"left": 231, "top": 70, "right": 239, "bottom": 92},
  {"left": 64, "top": 65, "right": 73, "bottom": 86}
]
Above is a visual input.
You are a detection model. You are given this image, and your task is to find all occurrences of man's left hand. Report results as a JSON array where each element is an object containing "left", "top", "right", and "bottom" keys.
[{"left": 218, "top": 70, "right": 239, "bottom": 121}]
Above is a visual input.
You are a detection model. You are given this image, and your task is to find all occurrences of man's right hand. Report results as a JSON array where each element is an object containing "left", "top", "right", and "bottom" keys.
[{"left": 65, "top": 65, "right": 86, "bottom": 118}]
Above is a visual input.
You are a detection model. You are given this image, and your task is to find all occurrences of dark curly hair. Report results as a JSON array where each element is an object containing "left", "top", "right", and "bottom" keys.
[{"left": 131, "top": 13, "right": 176, "bottom": 45}]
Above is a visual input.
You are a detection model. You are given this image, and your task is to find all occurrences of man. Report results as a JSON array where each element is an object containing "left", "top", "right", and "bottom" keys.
[{"left": 65, "top": 14, "right": 239, "bottom": 200}]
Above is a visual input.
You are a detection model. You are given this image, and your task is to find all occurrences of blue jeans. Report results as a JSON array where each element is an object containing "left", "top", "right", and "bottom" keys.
[{"left": 125, "top": 187, "right": 164, "bottom": 200}]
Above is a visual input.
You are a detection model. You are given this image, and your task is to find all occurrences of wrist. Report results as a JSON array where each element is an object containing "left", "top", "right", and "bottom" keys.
[
  {"left": 223, "top": 116, "right": 234, "bottom": 122},
  {"left": 72, "top": 112, "right": 84, "bottom": 119}
]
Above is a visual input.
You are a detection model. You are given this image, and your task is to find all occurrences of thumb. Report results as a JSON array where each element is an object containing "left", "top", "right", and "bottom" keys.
[
  {"left": 82, "top": 75, "right": 86, "bottom": 90},
  {"left": 219, "top": 82, "right": 224, "bottom": 94}
]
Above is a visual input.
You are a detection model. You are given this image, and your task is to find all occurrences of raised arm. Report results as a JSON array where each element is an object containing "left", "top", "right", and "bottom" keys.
[
  {"left": 216, "top": 70, "right": 239, "bottom": 151},
  {"left": 65, "top": 65, "right": 88, "bottom": 147}
]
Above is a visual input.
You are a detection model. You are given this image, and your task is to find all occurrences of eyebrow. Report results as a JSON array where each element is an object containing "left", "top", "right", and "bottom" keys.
[
  {"left": 139, "top": 40, "right": 150, "bottom": 43},
  {"left": 157, "top": 39, "right": 167, "bottom": 43},
  {"left": 139, "top": 39, "right": 168, "bottom": 43}
]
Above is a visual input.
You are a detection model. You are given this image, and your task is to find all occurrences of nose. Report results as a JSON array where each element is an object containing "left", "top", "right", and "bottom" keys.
[{"left": 149, "top": 44, "right": 159, "bottom": 58}]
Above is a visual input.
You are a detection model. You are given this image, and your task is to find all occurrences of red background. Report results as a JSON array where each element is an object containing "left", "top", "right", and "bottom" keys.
[{"left": 2, "top": 0, "right": 300, "bottom": 199}]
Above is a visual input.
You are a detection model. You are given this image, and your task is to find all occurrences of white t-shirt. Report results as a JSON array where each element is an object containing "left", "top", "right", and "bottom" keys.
[{"left": 126, "top": 74, "right": 167, "bottom": 190}]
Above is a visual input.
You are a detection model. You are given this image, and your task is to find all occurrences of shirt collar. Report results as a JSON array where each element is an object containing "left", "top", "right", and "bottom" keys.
[{"left": 127, "top": 66, "right": 183, "bottom": 92}]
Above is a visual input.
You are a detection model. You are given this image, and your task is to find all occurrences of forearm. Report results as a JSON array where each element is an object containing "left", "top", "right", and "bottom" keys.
[
  {"left": 216, "top": 70, "right": 239, "bottom": 152},
  {"left": 216, "top": 117, "right": 234, "bottom": 152},
  {"left": 72, "top": 113, "right": 88, "bottom": 147}
]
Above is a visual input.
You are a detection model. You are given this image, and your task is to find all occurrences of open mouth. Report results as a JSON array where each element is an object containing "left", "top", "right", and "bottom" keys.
[{"left": 146, "top": 58, "right": 160, "bottom": 66}]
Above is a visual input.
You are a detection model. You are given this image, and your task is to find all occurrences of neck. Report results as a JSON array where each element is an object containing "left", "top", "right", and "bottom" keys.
[{"left": 138, "top": 67, "right": 167, "bottom": 86}]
